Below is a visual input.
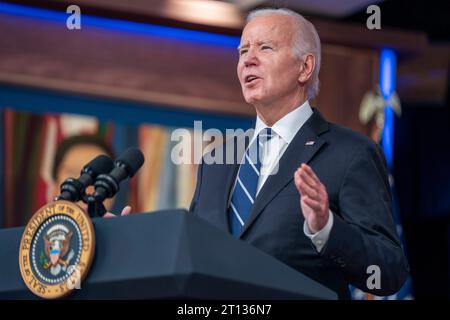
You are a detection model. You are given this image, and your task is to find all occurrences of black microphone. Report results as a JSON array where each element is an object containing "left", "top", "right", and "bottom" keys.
[
  {"left": 57, "top": 154, "right": 115, "bottom": 202},
  {"left": 93, "top": 147, "right": 145, "bottom": 202}
]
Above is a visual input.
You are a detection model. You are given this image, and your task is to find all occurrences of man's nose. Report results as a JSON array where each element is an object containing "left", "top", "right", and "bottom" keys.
[{"left": 243, "top": 47, "right": 259, "bottom": 67}]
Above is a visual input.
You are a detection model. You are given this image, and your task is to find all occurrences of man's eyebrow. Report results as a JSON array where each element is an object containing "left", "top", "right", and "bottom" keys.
[
  {"left": 237, "top": 40, "right": 275, "bottom": 50},
  {"left": 237, "top": 43, "right": 249, "bottom": 51},
  {"left": 259, "top": 40, "right": 274, "bottom": 45}
]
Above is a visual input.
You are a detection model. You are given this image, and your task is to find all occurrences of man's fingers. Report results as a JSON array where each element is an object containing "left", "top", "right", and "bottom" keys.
[
  {"left": 298, "top": 168, "right": 318, "bottom": 189},
  {"left": 301, "top": 163, "right": 321, "bottom": 184},
  {"left": 295, "top": 171, "right": 317, "bottom": 198},
  {"left": 103, "top": 205, "right": 132, "bottom": 218},
  {"left": 302, "top": 196, "right": 322, "bottom": 211},
  {"left": 121, "top": 205, "right": 132, "bottom": 216},
  {"left": 295, "top": 166, "right": 327, "bottom": 204},
  {"left": 103, "top": 212, "right": 116, "bottom": 218},
  {"left": 297, "top": 165, "right": 323, "bottom": 196},
  {"left": 297, "top": 163, "right": 319, "bottom": 185},
  {"left": 295, "top": 168, "right": 320, "bottom": 199},
  {"left": 298, "top": 179, "right": 319, "bottom": 199},
  {"left": 294, "top": 170, "right": 302, "bottom": 189}
]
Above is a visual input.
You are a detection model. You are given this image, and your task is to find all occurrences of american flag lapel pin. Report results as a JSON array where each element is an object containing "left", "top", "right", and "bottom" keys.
[{"left": 305, "top": 140, "right": 315, "bottom": 146}]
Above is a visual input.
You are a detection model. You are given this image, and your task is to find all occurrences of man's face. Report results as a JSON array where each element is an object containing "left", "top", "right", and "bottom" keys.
[{"left": 237, "top": 14, "right": 302, "bottom": 107}]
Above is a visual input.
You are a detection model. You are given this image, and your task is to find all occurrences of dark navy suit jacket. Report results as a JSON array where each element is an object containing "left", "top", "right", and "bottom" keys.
[{"left": 190, "top": 109, "right": 409, "bottom": 299}]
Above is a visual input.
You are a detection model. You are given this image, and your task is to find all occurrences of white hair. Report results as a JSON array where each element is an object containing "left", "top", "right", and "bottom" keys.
[{"left": 246, "top": 8, "right": 321, "bottom": 100}]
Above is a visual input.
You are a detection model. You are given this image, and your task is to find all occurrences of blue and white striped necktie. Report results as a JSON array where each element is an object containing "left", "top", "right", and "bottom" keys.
[{"left": 228, "top": 128, "right": 273, "bottom": 236}]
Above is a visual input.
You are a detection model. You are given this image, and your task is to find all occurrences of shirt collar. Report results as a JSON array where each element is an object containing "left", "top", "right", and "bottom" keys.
[{"left": 254, "top": 100, "right": 313, "bottom": 144}]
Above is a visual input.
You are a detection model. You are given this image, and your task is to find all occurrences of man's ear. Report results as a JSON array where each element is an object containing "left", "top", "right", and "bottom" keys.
[{"left": 298, "top": 54, "right": 315, "bottom": 84}]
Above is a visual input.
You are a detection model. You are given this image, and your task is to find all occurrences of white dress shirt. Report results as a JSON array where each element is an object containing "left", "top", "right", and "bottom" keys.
[{"left": 234, "top": 100, "right": 334, "bottom": 252}]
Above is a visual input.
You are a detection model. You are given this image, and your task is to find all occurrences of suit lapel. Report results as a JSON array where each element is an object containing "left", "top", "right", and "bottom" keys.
[
  {"left": 238, "top": 109, "right": 329, "bottom": 238},
  {"left": 221, "top": 163, "right": 239, "bottom": 232},
  {"left": 219, "top": 134, "right": 251, "bottom": 233}
]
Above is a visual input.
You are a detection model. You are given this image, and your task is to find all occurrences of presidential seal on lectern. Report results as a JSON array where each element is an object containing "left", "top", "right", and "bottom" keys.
[{"left": 19, "top": 200, "right": 95, "bottom": 299}]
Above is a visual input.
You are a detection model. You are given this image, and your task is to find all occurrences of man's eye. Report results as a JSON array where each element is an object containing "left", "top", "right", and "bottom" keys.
[
  {"left": 239, "top": 49, "right": 248, "bottom": 56},
  {"left": 261, "top": 45, "right": 272, "bottom": 50}
]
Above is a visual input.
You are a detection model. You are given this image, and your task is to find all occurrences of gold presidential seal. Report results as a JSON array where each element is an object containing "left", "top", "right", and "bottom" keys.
[{"left": 19, "top": 200, "right": 95, "bottom": 299}]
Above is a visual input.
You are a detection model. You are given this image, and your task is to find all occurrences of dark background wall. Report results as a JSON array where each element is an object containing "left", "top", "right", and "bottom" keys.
[{"left": 395, "top": 95, "right": 450, "bottom": 298}]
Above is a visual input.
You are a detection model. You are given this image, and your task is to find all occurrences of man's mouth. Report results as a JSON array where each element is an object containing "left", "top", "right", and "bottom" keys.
[{"left": 245, "top": 75, "right": 261, "bottom": 84}]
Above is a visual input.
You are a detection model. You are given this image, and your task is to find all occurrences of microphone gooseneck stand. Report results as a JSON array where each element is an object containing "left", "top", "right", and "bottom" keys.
[{"left": 85, "top": 194, "right": 107, "bottom": 218}]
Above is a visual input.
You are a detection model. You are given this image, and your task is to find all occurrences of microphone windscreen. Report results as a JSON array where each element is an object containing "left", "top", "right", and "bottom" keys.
[
  {"left": 116, "top": 148, "right": 145, "bottom": 177},
  {"left": 83, "top": 154, "right": 114, "bottom": 177}
]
